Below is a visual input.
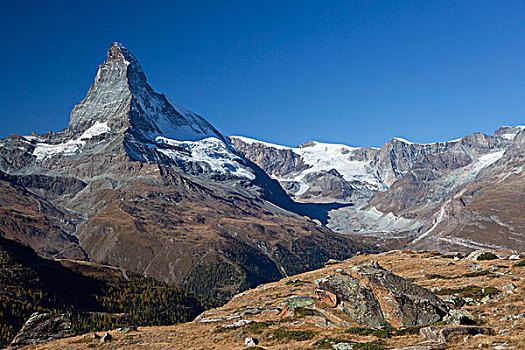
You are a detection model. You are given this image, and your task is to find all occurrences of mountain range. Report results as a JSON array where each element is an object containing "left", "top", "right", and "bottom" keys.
[
  {"left": 0, "top": 43, "right": 374, "bottom": 304},
  {"left": 231, "top": 124, "right": 524, "bottom": 252}
]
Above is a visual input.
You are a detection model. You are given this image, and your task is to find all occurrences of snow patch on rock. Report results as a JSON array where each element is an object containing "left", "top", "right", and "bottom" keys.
[
  {"left": 155, "top": 136, "right": 255, "bottom": 180},
  {"left": 470, "top": 150, "right": 505, "bottom": 174},
  {"left": 292, "top": 141, "right": 383, "bottom": 189},
  {"left": 33, "top": 122, "right": 110, "bottom": 160},
  {"left": 392, "top": 137, "right": 414, "bottom": 144}
]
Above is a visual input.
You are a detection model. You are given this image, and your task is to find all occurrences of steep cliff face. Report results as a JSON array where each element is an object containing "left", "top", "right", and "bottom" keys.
[
  {"left": 26, "top": 43, "right": 246, "bottom": 180},
  {"left": 0, "top": 43, "right": 376, "bottom": 301},
  {"left": 368, "top": 133, "right": 510, "bottom": 215}
]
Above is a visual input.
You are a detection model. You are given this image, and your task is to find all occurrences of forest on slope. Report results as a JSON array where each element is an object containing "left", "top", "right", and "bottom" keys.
[{"left": 0, "top": 236, "right": 218, "bottom": 347}]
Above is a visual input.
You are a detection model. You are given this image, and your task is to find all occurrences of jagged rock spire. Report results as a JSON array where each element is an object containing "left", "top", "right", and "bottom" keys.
[
  {"left": 67, "top": 42, "right": 223, "bottom": 144},
  {"left": 104, "top": 42, "right": 146, "bottom": 85},
  {"left": 26, "top": 42, "right": 257, "bottom": 178}
]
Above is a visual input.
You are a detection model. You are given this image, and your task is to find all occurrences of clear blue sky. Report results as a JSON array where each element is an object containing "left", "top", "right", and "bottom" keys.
[{"left": 1, "top": 1, "right": 523, "bottom": 147}]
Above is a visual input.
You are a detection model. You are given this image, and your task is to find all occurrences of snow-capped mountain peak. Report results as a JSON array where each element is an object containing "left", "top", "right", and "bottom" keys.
[{"left": 30, "top": 43, "right": 252, "bottom": 179}]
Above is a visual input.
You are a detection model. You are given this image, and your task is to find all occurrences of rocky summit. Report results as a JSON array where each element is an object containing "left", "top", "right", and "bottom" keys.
[{"left": 0, "top": 43, "right": 375, "bottom": 304}]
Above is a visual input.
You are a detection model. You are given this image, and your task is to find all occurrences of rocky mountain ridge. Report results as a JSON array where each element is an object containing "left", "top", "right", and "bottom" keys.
[{"left": 231, "top": 125, "right": 524, "bottom": 252}]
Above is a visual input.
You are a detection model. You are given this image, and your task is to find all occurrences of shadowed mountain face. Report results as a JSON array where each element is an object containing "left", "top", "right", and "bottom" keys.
[
  {"left": 0, "top": 43, "right": 377, "bottom": 302},
  {"left": 231, "top": 126, "right": 525, "bottom": 252}
]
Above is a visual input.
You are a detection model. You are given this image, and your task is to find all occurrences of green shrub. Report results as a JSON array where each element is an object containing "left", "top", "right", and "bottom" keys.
[
  {"left": 345, "top": 327, "right": 375, "bottom": 335},
  {"left": 513, "top": 260, "right": 525, "bottom": 267},
  {"left": 477, "top": 252, "right": 498, "bottom": 261},
  {"left": 245, "top": 321, "right": 276, "bottom": 334},
  {"left": 371, "top": 329, "right": 390, "bottom": 338},
  {"left": 394, "top": 326, "right": 422, "bottom": 336},
  {"left": 426, "top": 270, "right": 491, "bottom": 280},
  {"left": 435, "top": 285, "right": 500, "bottom": 299},
  {"left": 350, "top": 342, "right": 387, "bottom": 350},
  {"left": 273, "top": 328, "right": 315, "bottom": 341},
  {"left": 426, "top": 274, "right": 452, "bottom": 280},
  {"left": 460, "top": 270, "right": 491, "bottom": 278},
  {"left": 284, "top": 279, "right": 311, "bottom": 286},
  {"left": 345, "top": 327, "right": 390, "bottom": 338},
  {"left": 294, "top": 307, "right": 315, "bottom": 317}
]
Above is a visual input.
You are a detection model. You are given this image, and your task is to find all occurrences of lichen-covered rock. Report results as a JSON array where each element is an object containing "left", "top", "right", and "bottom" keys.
[
  {"left": 285, "top": 295, "right": 315, "bottom": 309},
  {"left": 443, "top": 309, "right": 475, "bottom": 325},
  {"left": 420, "top": 326, "right": 493, "bottom": 343},
  {"left": 279, "top": 295, "right": 315, "bottom": 318},
  {"left": 317, "top": 262, "right": 449, "bottom": 328},
  {"left": 9, "top": 312, "right": 71, "bottom": 347}
]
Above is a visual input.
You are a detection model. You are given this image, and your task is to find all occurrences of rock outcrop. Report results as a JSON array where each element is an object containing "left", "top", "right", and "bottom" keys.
[
  {"left": 9, "top": 312, "right": 71, "bottom": 347},
  {"left": 316, "top": 263, "right": 449, "bottom": 328},
  {"left": 420, "top": 325, "right": 493, "bottom": 343},
  {"left": 15, "top": 250, "right": 524, "bottom": 350}
]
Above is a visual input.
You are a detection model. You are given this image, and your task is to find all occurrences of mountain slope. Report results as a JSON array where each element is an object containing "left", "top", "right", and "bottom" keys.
[
  {"left": 0, "top": 169, "right": 86, "bottom": 260},
  {"left": 25, "top": 249, "right": 525, "bottom": 350},
  {"left": 407, "top": 129, "right": 525, "bottom": 251},
  {"left": 0, "top": 43, "right": 375, "bottom": 302},
  {"left": 0, "top": 235, "right": 214, "bottom": 347}
]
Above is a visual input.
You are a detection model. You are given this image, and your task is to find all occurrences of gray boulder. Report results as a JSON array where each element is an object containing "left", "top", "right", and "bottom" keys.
[
  {"left": 420, "top": 326, "right": 493, "bottom": 343},
  {"left": 9, "top": 312, "right": 71, "bottom": 347},
  {"left": 443, "top": 309, "right": 476, "bottom": 325},
  {"left": 100, "top": 331, "right": 112, "bottom": 343},
  {"left": 244, "top": 336, "right": 258, "bottom": 346},
  {"left": 317, "top": 262, "right": 449, "bottom": 328}
]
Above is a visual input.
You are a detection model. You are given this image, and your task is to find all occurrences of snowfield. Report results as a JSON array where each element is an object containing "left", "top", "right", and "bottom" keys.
[
  {"left": 155, "top": 136, "right": 255, "bottom": 180},
  {"left": 232, "top": 137, "right": 385, "bottom": 191}
]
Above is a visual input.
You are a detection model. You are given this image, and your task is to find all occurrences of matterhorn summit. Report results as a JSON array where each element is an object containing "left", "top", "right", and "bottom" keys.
[{"left": 29, "top": 42, "right": 253, "bottom": 179}]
